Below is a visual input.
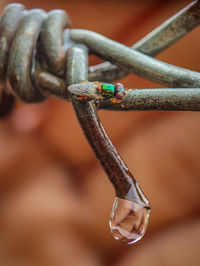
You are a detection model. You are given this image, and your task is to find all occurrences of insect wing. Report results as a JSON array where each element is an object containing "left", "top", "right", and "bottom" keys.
[{"left": 68, "top": 82, "right": 99, "bottom": 101}]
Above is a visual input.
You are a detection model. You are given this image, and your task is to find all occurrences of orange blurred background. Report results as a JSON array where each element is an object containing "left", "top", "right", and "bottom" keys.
[{"left": 0, "top": 0, "right": 200, "bottom": 265}]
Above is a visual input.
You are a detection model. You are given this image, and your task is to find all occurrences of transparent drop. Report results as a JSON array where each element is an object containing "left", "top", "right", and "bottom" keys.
[{"left": 109, "top": 197, "right": 150, "bottom": 244}]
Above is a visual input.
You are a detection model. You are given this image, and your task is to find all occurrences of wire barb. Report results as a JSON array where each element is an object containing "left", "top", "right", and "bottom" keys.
[{"left": 67, "top": 45, "right": 150, "bottom": 206}]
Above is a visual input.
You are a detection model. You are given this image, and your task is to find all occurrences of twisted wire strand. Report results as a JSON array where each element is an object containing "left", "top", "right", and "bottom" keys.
[
  {"left": 0, "top": 3, "right": 200, "bottom": 111},
  {"left": 0, "top": 3, "right": 71, "bottom": 103}
]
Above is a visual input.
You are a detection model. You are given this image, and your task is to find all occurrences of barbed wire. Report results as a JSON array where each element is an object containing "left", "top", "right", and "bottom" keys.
[
  {"left": 0, "top": 1, "right": 200, "bottom": 243},
  {"left": 0, "top": 1, "right": 200, "bottom": 110}
]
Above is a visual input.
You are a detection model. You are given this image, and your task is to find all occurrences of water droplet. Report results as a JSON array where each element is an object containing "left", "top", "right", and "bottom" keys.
[{"left": 109, "top": 197, "right": 150, "bottom": 244}]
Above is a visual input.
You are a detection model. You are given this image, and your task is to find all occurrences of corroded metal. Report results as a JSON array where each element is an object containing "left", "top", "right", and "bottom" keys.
[
  {"left": 0, "top": 2, "right": 199, "bottom": 112},
  {"left": 0, "top": 1, "right": 199, "bottom": 243},
  {"left": 88, "top": 0, "right": 200, "bottom": 82},
  {"left": 67, "top": 45, "right": 150, "bottom": 206},
  {"left": 34, "top": 64, "right": 69, "bottom": 100},
  {"left": 100, "top": 88, "right": 200, "bottom": 111},
  {"left": 68, "top": 81, "right": 200, "bottom": 111},
  {"left": 0, "top": 4, "right": 71, "bottom": 103},
  {"left": 0, "top": 3, "right": 25, "bottom": 84},
  {"left": 7, "top": 9, "right": 47, "bottom": 102},
  {"left": 40, "top": 10, "right": 71, "bottom": 74}
]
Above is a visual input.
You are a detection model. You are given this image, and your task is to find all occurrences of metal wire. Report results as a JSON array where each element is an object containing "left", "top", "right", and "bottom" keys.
[
  {"left": 67, "top": 44, "right": 150, "bottom": 205},
  {"left": 0, "top": 1, "right": 199, "bottom": 239},
  {"left": 89, "top": 0, "right": 200, "bottom": 82},
  {"left": 0, "top": 2, "right": 200, "bottom": 110},
  {"left": 99, "top": 88, "right": 200, "bottom": 111},
  {"left": 0, "top": 3, "right": 71, "bottom": 103},
  {"left": 70, "top": 29, "right": 200, "bottom": 88},
  {"left": 0, "top": 1, "right": 200, "bottom": 115}
]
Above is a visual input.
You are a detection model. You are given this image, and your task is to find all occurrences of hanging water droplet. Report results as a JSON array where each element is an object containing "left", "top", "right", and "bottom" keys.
[{"left": 109, "top": 197, "right": 150, "bottom": 244}]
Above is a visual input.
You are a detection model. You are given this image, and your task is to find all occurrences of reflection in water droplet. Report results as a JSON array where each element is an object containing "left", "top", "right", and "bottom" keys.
[{"left": 109, "top": 197, "right": 150, "bottom": 244}]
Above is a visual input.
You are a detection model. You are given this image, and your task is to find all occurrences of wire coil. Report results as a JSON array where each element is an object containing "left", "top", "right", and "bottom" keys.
[{"left": 0, "top": 3, "right": 71, "bottom": 103}]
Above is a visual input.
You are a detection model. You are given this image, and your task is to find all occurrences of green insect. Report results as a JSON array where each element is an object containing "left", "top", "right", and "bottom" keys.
[
  {"left": 100, "top": 83, "right": 115, "bottom": 97},
  {"left": 68, "top": 81, "right": 126, "bottom": 102}
]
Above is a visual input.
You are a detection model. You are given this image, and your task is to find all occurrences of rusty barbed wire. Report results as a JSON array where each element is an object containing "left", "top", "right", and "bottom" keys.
[
  {"left": 67, "top": 45, "right": 151, "bottom": 244},
  {"left": 0, "top": 1, "right": 200, "bottom": 244},
  {"left": 67, "top": 44, "right": 150, "bottom": 205},
  {"left": 0, "top": 2, "right": 200, "bottom": 112}
]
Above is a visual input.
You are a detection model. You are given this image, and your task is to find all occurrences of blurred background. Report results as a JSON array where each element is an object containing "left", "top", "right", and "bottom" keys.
[{"left": 0, "top": 0, "right": 200, "bottom": 265}]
